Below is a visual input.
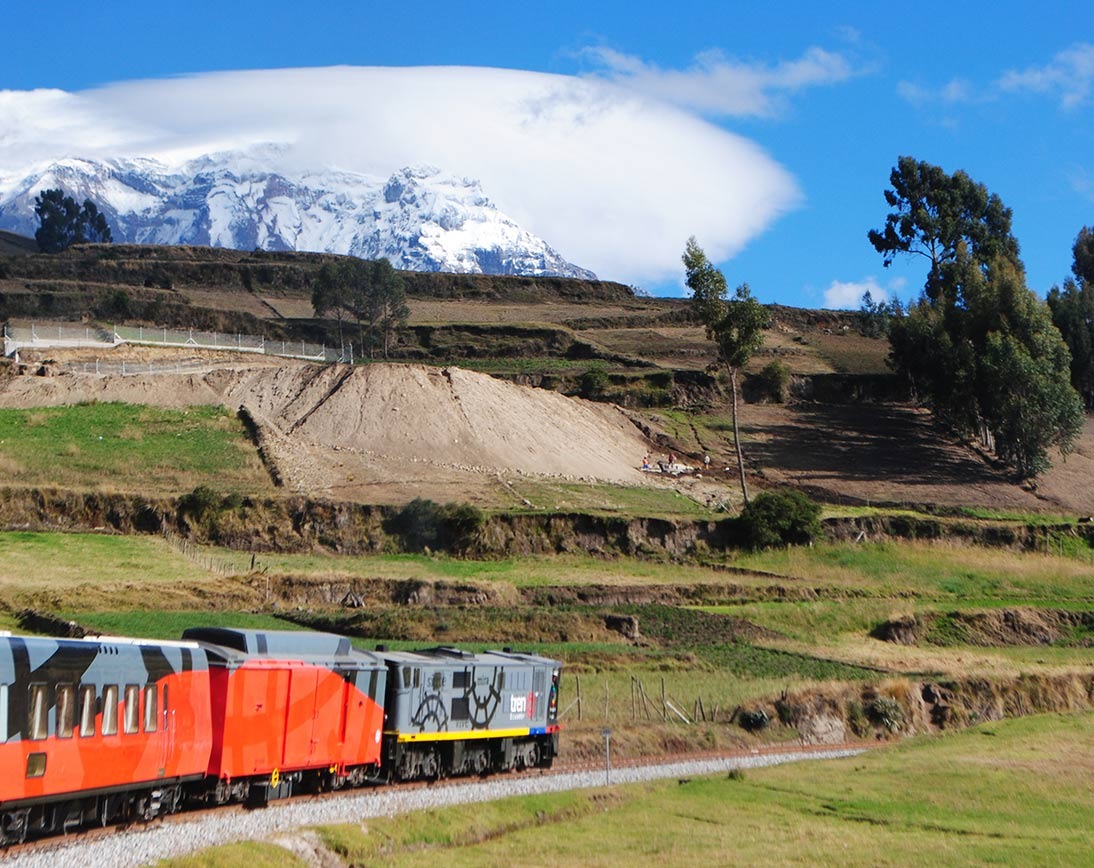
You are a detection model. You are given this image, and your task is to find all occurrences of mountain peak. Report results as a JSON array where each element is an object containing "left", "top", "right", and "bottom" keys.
[{"left": 0, "top": 152, "right": 596, "bottom": 279}]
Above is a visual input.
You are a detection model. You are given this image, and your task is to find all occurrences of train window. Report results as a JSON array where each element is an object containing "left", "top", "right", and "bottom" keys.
[
  {"left": 25, "top": 752, "right": 46, "bottom": 779},
  {"left": 0, "top": 684, "right": 7, "bottom": 742},
  {"left": 163, "top": 684, "right": 170, "bottom": 731},
  {"left": 498, "top": 670, "right": 505, "bottom": 690},
  {"left": 367, "top": 670, "right": 379, "bottom": 701},
  {"left": 413, "top": 668, "right": 421, "bottom": 688},
  {"left": 102, "top": 685, "right": 119, "bottom": 735},
  {"left": 402, "top": 667, "right": 412, "bottom": 689},
  {"left": 78, "top": 685, "right": 96, "bottom": 737},
  {"left": 431, "top": 671, "right": 443, "bottom": 691},
  {"left": 123, "top": 685, "right": 140, "bottom": 734},
  {"left": 143, "top": 685, "right": 158, "bottom": 733},
  {"left": 453, "top": 670, "right": 469, "bottom": 689},
  {"left": 27, "top": 684, "right": 48, "bottom": 740},
  {"left": 56, "top": 684, "right": 75, "bottom": 738}
]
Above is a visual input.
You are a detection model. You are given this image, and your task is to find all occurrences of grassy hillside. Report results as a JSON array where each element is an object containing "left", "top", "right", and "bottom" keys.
[
  {"left": 166, "top": 712, "right": 1094, "bottom": 867},
  {"left": 0, "top": 403, "right": 270, "bottom": 494}
]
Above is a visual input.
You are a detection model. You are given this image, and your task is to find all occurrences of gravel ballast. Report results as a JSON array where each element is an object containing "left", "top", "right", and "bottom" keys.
[{"left": 9, "top": 747, "right": 864, "bottom": 867}]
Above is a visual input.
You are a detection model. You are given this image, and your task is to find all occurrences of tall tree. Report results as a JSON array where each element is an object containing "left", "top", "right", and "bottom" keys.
[
  {"left": 867, "top": 156, "right": 1019, "bottom": 301},
  {"left": 683, "top": 237, "right": 767, "bottom": 503},
  {"left": 1072, "top": 226, "right": 1094, "bottom": 285},
  {"left": 311, "top": 256, "right": 408, "bottom": 360},
  {"left": 361, "top": 258, "right": 408, "bottom": 360},
  {"left": 311, "top": 260, "right": 355, "bottom": 346},
  {"left": 1048, "top": 227, "right": 1094, "bottom": 409},
  {"left": 871, "top": 160, "right": 1082, "bottom": 477},
  {"left": 34, "top": 188, "right": 113, "bottom": 252}
]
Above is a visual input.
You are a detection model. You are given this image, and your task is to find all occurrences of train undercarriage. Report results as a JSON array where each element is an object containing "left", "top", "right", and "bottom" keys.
[{"left": 387, "top": 732, "right": 558, "bottom": 782}]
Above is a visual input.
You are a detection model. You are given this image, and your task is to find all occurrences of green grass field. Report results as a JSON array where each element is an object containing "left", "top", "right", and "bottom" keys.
[
  {"left": 168, "top": 712, "right": 1092, "bottom": 867},
  {"left": 0, "top": 403, "right": 271, "bottom": 495},
  {"left": 0, "top": 531, "right": 220, "bottom": 589}
]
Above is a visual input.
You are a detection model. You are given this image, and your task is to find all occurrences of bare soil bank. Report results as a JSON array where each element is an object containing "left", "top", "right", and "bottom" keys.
[
  {"left": 0, "top": 362, "right": 657, "bottom": 504},
  {"left": 3, "top": 487, "right": 1089, "bottom": 561}
]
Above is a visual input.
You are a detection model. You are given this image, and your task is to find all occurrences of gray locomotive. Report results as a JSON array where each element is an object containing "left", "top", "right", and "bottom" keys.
[{"left": 378, "top": 646, "right": 561, "bottom": 780}]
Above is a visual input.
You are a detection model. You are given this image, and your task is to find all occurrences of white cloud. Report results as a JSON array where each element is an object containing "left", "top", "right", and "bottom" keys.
[
  {"left": 584, "top": 46, "right": 856, "bottom": 118},
  {"left": 897, "top": 77, "right": 975, "bottom": 107},
  {"left": 823, "top": 277, "right": 887, "bottom": 310},
  {"left": 901, "top": 43, "right": 1094, "bottom": 112},
  {"left": 0, "top": 66, "right": 802, "bottom": 287},
  {"left": 999, "top": 42, "right": 1094, "bottom": 108}
]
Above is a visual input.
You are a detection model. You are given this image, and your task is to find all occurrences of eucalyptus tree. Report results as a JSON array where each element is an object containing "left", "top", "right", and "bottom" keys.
[
  {"left": 34, "top": 188, "right": 113, "bottom": 253},
  {"left": 870, "top": 160, "right": 1081, "bottom": 477},
  {"left": 683, "top": 237, "right": 767, "bottom": 502}
]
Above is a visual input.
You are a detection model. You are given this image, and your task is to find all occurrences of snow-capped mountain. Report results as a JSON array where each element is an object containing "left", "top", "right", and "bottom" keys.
[{"left": 0, "top": 154, "right": 596, "bottom": 279}]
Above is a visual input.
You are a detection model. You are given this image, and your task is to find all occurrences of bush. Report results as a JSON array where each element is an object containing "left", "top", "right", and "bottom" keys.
[
  {"left": 738, "top": 489, "right": 822, "bottom": 550},
  {"left": 578, "top": 365, "right": 609, "bottom": 399},
  {"left": 847, "top": 700, "right": 870, "bottom": 737},
  {"left": 387, "top": 498, "right": 485, "bottom": 553},
  {"left": 867, "top": 695, "right": 905, "bottom": 733},
  {"left": 96, "top": 289, "right": 132, "bottom": 319},
  {"left": 738, "top": 708, "right": 770, "bottom": 732},
  {"left": 178, "top": 485, "right": 221, "bottom": 522},
  {"left": 757, "top": 360, "right": 790, "bottom": 403}
]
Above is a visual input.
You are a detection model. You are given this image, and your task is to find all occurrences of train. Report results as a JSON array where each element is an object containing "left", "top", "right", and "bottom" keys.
[{"left": 0, "top": 627, "right": 562, "bottom": 844}]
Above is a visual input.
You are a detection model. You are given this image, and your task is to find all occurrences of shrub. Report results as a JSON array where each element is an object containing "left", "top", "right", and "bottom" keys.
[
  {"left": 847, "top": 700, "right": 870, "bottom": 737},
  {"left": 757, "top": 360, "right": 791, "bottom": 403},
  {"left": 387, "top": 498, "right": 485, "bottom": 553},
  {"left": 867, "top": 695, "right": 905, "bottom": 733},
  {"left": 737, "top": 489, "right": 822, "bottom": 550},
  {"left": 578, "top": 365, "right": 609, "bottom": 399},
  {"left": 441, "top": 501, "right": 486, "bottom": 552},
  {"left": 96, "top": 289, "right": 132, "bottom": 319},
  {"left": 178, "top": 485, "right": 221, "bottom": 522},
  {"left": 738, "top": 708, "right": 770, "bottom": 732}
]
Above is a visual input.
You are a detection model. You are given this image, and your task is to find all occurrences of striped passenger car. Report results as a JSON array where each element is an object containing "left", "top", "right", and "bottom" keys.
[
  {"left": 0, "top": 632, "right": 212, "bottom": 844},
  {"left": 377, "top": 646, "right": 560, "bottom": 780}
]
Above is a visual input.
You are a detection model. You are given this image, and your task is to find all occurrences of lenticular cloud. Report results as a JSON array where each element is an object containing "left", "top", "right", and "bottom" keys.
[{"left": 0, "top": 66, "right": 800, "bottom": 288}]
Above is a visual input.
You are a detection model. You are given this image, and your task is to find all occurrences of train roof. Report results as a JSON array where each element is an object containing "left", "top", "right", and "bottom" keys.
[
  {"left": 0, "top": 632, "right": 201, "bottom": 651},
  {"left": 181, "top": 627, "right": 384, "bottom": 666},
  {"left": 376, "top": 646, "right": 561, "bottom": 668}
]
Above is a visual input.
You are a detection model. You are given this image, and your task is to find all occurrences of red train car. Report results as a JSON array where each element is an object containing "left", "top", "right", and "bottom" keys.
[
  {"left": 0, "top": 633, "right": 213, "bottom": 843},
  {"left": 182, "top": 628, "right": 387, "bottom": 803}
]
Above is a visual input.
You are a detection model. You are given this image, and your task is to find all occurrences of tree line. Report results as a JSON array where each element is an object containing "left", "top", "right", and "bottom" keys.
[
  {"left": 687, "top": 156, "right": 1092, "bottom": 484},
  {"left": 310, "top": 256, "right": 409, "bottom": 360},
  {"left": 867, "top": 156, "right": 1085, "bottom": 478},
  {"left": 33, "top": 188, "right": 113, "bottom": 252}
]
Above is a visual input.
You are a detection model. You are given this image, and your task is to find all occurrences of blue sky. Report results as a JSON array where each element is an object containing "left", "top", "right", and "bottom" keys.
[{"left": 2, "top": 1, "right": 1092, "bottom": 307}]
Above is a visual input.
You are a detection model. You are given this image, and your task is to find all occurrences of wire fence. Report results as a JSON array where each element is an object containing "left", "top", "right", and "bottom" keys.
[{"left": 3, "top": 320, "right": 351, "bottom": 368}]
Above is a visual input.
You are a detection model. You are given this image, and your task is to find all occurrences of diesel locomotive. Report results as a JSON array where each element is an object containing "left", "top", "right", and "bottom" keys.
[{"left": 0, "top": 627, "right": 562, "bottom": 844}]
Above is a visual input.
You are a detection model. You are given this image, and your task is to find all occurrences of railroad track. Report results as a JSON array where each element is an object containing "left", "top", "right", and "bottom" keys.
[{"left": 5, "top": 740, "right": 874, "bottom": 863}]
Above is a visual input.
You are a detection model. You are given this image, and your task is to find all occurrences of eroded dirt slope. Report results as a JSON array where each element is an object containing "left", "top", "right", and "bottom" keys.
[{"left": 0, "top": 361, "right": 656, "bottom": 504}]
